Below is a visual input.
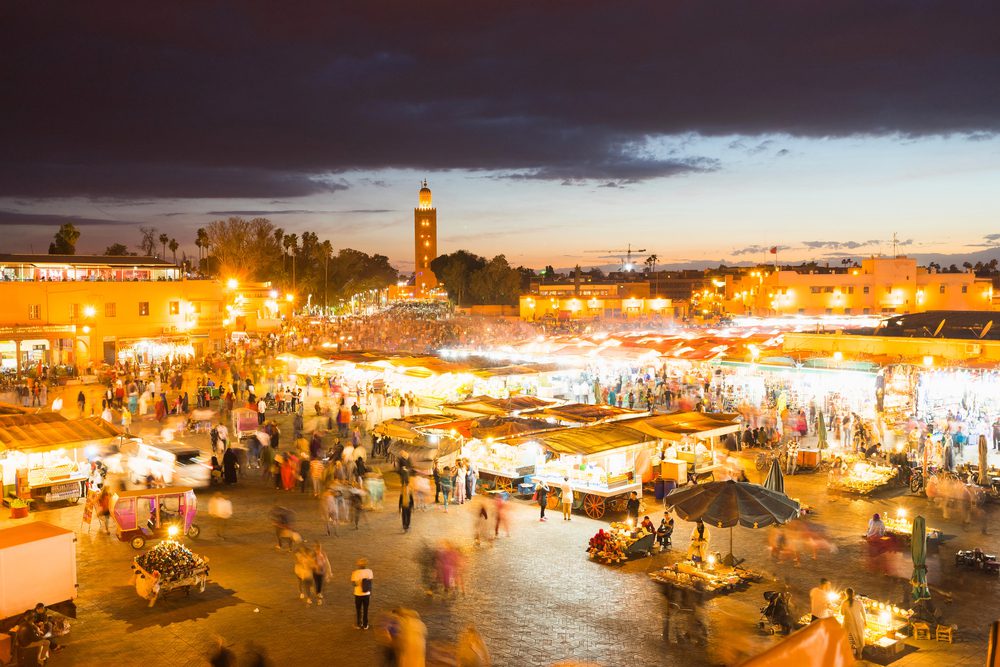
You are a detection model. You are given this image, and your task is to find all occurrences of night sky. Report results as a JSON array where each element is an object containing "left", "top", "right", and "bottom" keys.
[{"left": 2, "top": 2, "right": 999, "bottom": 269}]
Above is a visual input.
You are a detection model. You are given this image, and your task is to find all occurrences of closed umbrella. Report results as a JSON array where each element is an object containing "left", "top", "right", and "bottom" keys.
[
  {"left": 763, "top": 457, "right": 785, "bottom": 495},
  {"left": 817, "top": 412, "right": 828, "bottom": 451},
  {"left": 665, "top": 480, "right": 800, "bottom": 566},
  {"left": 911, "top": 515, "right": 930, "bottom": 602},
  {"left": 979, "top": 434, "right": 989, "bottom": 486}
]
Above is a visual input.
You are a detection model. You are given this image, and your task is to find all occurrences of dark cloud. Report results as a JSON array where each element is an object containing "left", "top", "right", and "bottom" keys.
[
  {"left": 203, "top": 208, "right": 394, "bottom": 216},
  {"left": 0, "top": 210, "right": 140, "bottom": 227},
  {"left": 1, "top": 2, "right": 998, "bottom": 198},
  {"left": 731, "top": 245, "right": 789, "bottom": 256},
  {"left": 801, "top": 238, "right": 913, "bottom": 251}
]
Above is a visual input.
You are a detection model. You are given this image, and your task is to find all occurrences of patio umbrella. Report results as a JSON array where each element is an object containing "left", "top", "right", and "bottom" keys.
[
  {"left": 763, "top": 458, "right": 785, "bottom": 495},
  {"left": 664, "top": 480, "right": 800, "bottom": 566},
  {"left": 979, "top": 434, "right": 989, "bottom": 486},
  {"left": 911, "top": 515, "right": 931, "bottom": 602},
  {"left": 817, "top": 412, "right": 828, "bottom": 451}
]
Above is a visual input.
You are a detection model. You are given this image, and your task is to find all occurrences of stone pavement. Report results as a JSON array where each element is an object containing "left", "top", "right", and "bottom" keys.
[{"left": 4, "top": 395, "right": 1000, "bottom": 665}]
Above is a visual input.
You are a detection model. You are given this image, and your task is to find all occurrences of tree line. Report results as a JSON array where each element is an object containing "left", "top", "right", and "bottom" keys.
[
  {"left": 44, "top": 219, "right": 398, "bottom": 308},
  {"left": 430, "top": 251, "right": 534, "bottom": 306}
]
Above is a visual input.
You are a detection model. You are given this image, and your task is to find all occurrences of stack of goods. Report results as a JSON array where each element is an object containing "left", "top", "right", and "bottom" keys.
[
  {"left": 883, "top": 514, "right": 941, "bottom": 540},
  {"left": 133, "top": 540, "right": 207, "bottom": 581},
  {"left": 828, "top": 462, "right": 897, "bottom": 494},
  {"left": 587, "top": 529, "right": 628, "bottom": 564},
  {"left": 648, "top": 562, "right": 743, "bottom": 593}
]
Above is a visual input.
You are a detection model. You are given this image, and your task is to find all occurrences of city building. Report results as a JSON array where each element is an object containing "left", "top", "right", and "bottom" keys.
[
  {"left": 722, "top": 256, "right": 994, "bottom": 317},
  {"left": 414, "top": 180, "right": 438, "bottom": 295},
  {"left": 0, "top": 255, "right": 225, "bottom": 373},
  {"left": 222, "top": 279, "right": 294, "bottom": 333},
  {"left": 519, "top": 280, "right": 684, "bottom": 321}
]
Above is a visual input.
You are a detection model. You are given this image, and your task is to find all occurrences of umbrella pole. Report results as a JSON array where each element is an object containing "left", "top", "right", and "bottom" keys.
[{"left": 723, "top": 526, "right": 737, "bottom": 567}]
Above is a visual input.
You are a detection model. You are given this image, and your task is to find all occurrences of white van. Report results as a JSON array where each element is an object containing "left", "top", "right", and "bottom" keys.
[{"left": 121, "top": 440, "right": 211, "bottom": 488}]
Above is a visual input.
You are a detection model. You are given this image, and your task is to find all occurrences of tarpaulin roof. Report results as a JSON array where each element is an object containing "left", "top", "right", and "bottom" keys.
[
  {"left": 0, "top": 413, "right": 122, "bottom": 452},
  {"left": 443, "top": 395, "right": 556, "bottom": 416},
  {"left": 522, "top": 403, "right": 641, "bottom": 424},
  {"left": 422, "top": 416, "right": 555, "bottom": 440},
  {"left": 618, "top": 411, "right": 741, "bottom": 441},
  {"left": 506, "top": 422, "right": 652, "bottom": 456},
  {"left": 0, "top": 402, "right": 31, "bottom": 416},
  {"left": 373, "top": 414, "right": 452, "bottom": 441}
]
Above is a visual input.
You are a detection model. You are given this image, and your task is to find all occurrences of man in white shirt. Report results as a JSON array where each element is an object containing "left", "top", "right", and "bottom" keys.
[
  {"left": 350, "top": 558, "right": 373, "bottom": 629},
  {"left": 257, "top": 398, "right": 266, "bottom": 425},
  {"left": 559, "top": 477, "right": 574, "bottom": 521},
  {"left": 809, "top": 578, "right": 832, "bottom": 621}
]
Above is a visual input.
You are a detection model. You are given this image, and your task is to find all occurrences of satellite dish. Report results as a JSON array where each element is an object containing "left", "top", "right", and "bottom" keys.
[
  {"left": 932, "top": 319, "right": 946, "bottom": 337},
  {"left": 980, "top": 320, "right": 994, "bottom": 339}
]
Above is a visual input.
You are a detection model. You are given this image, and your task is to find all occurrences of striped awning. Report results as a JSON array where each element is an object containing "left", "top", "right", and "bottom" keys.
[{"left": 0, "top": 413, "right": 122, "bottom": 452}]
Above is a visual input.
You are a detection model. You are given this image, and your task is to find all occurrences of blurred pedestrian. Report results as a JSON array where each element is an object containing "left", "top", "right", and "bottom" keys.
[
  {"left": 840, "top": 587, "right": 866, "bottom": 660},
  {"left": 313, "top": 544, "right": 330, "bottom": 605},
  {"left": 351, "top": 558, "right": 374, "bottom": 630},
  {"left": 400, "top": 481, "right": 415, "bottom": 533},
  {"left": 559, "top": 477, "right": 574, "bottom": 521},
  {"left": 440, "top": 467, "right": 453, "bottom": 512},
  {"left": 208, "top": 491, "right": 233, "bottom": 539},
  {"left": 294, "top": 545, "right": 317, "bottom": 604},
  {"left": 456, "top": 624, "right": 491, "bottom": 667},
  {"left": 320, "top": 487, "right": 340, "bottom": 536}
]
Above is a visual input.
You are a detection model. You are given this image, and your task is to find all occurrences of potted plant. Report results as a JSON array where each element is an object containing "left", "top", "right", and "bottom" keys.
[{"left": 9, "top": 497, "right": 32, "bottom": 519}]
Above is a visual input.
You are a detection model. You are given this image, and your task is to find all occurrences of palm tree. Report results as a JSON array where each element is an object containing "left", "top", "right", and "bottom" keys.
[
  {"left": 159, "top": 233, "right": 169, "bottom": 258},
  {"left": 645, "top": 254, "right": 659, "bottom": 294},
  {"left": 283, "top": 234, "right": 299, "bottom": 288},
  {"left": 168, "top": 238, "right": 179, "bottom": 264}
]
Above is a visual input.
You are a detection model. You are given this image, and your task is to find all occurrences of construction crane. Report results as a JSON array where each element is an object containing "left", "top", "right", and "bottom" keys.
[{"left": 584, "top": 244, "right": 648, "bottom": 272}]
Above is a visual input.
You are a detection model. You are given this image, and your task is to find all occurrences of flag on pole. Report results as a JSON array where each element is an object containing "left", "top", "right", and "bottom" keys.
[{"left": 769, "top": 246, "right": 777, "bottom": 254}]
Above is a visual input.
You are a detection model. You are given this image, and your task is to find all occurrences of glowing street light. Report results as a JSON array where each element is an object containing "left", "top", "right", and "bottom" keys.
[
  {"left": 226, "top": 278, "right": 239, "bottom": 290},
  {"left": 83, "top": 305, "right": 96, "bottom": 318}
]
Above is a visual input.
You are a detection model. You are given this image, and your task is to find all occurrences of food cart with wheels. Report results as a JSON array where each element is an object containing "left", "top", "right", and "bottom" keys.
[
  {"left": 111, "top": 486, "right": 200, "bottom": 549},
  {"left": 0, "top": 412, "right": 121, "bottom": 506},
  {"left": 512, "top": 422, "right": 655, "bottom": 519},
  {"left": 131, "top": 540, "right": 209, "bottom": 607}
]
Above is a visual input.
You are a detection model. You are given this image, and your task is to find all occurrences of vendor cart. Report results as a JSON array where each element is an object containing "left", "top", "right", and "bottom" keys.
[
  {"left": 587, "top": 523, "right": 657, "bottom": 564},
  {"left": 131, "top": 543, "right": 209, "bottom": 608}
]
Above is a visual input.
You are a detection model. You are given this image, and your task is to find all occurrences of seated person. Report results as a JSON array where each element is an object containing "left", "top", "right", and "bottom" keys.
[
  {"left": 866, "top": 512, "right": 886, "bottom": 540},
  {"left": 656, "top": 513, "right": 674, "bottom": 550},
  {"left": 762, "top": 591, "right": 795, "bottom": 635},
  {"left": 640, "top": 515, "right": 655, "bottom": 535}
]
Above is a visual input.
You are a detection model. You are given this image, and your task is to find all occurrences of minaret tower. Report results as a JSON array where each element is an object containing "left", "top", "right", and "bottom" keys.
[{"left": 414, "top": 179, "right": 438, "bottom": 294}]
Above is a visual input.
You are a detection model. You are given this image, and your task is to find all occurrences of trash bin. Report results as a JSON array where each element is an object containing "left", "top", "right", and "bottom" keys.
[
  {"left": 662, "top": 480, "right": 677, "bottom": 497},
  {"left": 654, "top": 478, "right": 665, "bottom": 500}
]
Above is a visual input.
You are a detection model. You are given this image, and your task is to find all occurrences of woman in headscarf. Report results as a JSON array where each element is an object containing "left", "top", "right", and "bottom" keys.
[
  {"left": 687, "top": 520, "right": 710, "bottom": 564},
  {"left": 222, "top": 446, "right": 239, "bottom": 484}
]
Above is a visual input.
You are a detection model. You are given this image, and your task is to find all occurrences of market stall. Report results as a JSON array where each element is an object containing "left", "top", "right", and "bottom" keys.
[
  {"left": 798, "top": 592, "right": 912, "bottom": 660},
  {"left": 882, "top": 509, "right": 942, "bottom": 542},
  {"left": 649, "top": 559, "right": 762, "bottom": 594},
  {"left": 623, "top": 411, "right": 742, "bottom": 483},
  {"left": 0, "top": 411, "right": 121, "bottom": 504},
  {"left": 509, "top": 422, "right": 655, "bottom": 518},
  {"left": 828, "top": 460, "right": 898, "bottom": 495},
  {"left": 587, "top": 521, "right": 656, "bottom": 564},
  {"left": 423, "top": 416, "right": 555, "bottom": 492}
]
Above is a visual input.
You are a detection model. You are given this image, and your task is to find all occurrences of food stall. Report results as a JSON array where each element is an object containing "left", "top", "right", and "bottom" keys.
[
  {"left": 423, "top": 416, "right": 556, "bottom": 492},
  {"left": 587, "top": 521, "right": 656, "bottom": 564},
  {"left": 828, "top": 460, "right": 898, "bottom": 494},
  {"left": 0, "top": 411, "right": 121, "bottom": 505},
  {"left": 374, "top": 414, "right": 460, "bottom": 472},
  {"left": 511, "top": 421, "right": 655, "bottom": 518},
  {"left": 882, "top": 509, "right": 942, "bottom": 542},
  {"left": 623, "top": 412, "right": 743, "bottom": 484},
  {"left": 798, "top": 592, "right": 912, "bottom": 659},
  {"left": 649, "top": 559, "right": 761, "bottom": 594}
]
